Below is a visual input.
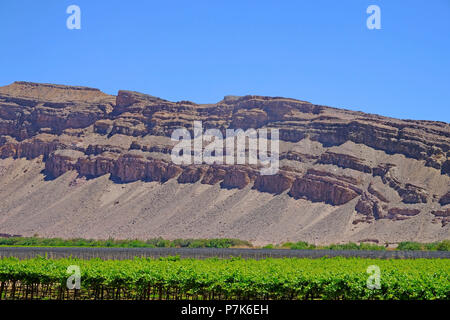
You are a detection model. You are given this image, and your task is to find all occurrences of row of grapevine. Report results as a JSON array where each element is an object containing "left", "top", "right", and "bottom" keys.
[{"left": 0, "top": 257, "right": 448, "bottom": 300}]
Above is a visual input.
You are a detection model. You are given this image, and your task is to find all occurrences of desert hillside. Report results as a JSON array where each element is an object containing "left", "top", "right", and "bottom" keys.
[{"left": 0, "top": 81, "right": 449, "bottom": 245}]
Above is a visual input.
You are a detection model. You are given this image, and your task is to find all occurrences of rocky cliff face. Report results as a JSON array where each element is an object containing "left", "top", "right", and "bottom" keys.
[{"left": 0, "top": 81, "right": 448, "bottom": 243}]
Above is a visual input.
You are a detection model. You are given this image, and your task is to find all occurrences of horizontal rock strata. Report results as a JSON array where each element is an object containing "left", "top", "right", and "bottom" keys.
[{"left": 0, "top": 81, "right": 448, "bottom": 231}]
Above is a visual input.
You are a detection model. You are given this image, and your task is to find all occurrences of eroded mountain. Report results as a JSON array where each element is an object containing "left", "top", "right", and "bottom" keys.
[{"left": 0, "top": 81, "right": 448, "bottom": 244}]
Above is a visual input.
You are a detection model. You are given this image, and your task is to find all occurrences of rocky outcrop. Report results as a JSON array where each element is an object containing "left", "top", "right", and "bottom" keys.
[
  {"left": 441, "top": 160, "right": 450, "bottom": 176},
  {"left": 354, "top": 192, "right": 386, "bottom": 221},
  {"left": 439, "top": 192, "right": 450, "bottom": 206},
  {"left": 76, "top": 154, "right": 117, "bottom": 178},
  {"left": 0, "top": 82, "right": 114, "bottom": 140},
  {"left": 129, "top": 141, "right": 172, "bottom": 154},
  {"left": 354, "top": 192, "right": 422, "bottom": 224},
  {"left": 45, "top": 150, "right": 182, "bottom": 183},
  {"left": 0, "top": 135, "right": 61, "bottom": 160},
  {"left": 280, "top": 151, "right": 319, "bottom": 163},
  {"left": 221, "top": 168, "right": 253, "bottom": 189},
  {"left": 230, "top": 108, "right": 268, "bottom": 129},
  {"left": 432, "top": 209, "right": 450, "bottom": 226},
  {"left": 253, "top": 172, "right": 294, "bottom": 194},
  {"left": 45, "top": 149, "right": 85, "bottom": 177},
  {"left": 318, "top": 151, "right": 372, "bottom": 173},
  {"left": 367, "top": 183, "right": 389, "bottom": 203},
  {"left": 432, "top": 209, "right": 450, "bottom": 217},
  {"left": 0, "top": 81, "right": 449, "bottom": 230},
  {"left": 86, "top": 144, "right": 124, "bottom": 155},
  {"left": 92, "top": 90, "right": 450, "bottom": 176},
  {"left": 201, "top": 167, "right": 227, "bottom": 185},
  {"left": 177, "top": 167, "right": 207, "bottom": 184},
  {"left": 387, "top": 208, "right": 421, "bottom": 220},
  {"left": 373, "top": 164, "right": 429, "bottom": 204},
  {"left": 94, "top": 120, "right": 114, "bottom": 135},
  {"left": 289, "top": 169, "right": 362, "bottom": 205},
  {"left": 2, "top": 82, "right": 449, "bottom": 167}
]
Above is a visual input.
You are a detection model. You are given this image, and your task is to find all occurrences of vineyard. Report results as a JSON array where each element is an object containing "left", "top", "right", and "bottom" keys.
[{"left": 0, "top": 257, "right": 448, "bottom": 300}]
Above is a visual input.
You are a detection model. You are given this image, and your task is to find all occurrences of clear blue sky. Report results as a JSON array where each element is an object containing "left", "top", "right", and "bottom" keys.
[{"left": 0, "top": 0, "right": 449, "bottom": 122}]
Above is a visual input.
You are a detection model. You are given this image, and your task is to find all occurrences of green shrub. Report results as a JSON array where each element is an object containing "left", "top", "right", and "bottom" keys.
[
  {"left": 290, "top": 241, "right": 316, "bottom": 250},
  {"left": 357, "top": 243, "right": 386, "bottom": 251},
  {"left": 0, "top": 236, "right": 447, "bottom": 251},
  {"left": 397, "top": 242, "right": 423, "bottom": 251},
  {"left": 424, "top": 240, "right": 450, "bottom": 251},
  {"left": 281, "top": 242, "right": 294, "bottom": 248},
  {"left": 436, "top": 240, "right": 450, "bottom": 251}
]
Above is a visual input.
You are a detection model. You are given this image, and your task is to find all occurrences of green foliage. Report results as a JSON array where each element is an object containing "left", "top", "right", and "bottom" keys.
[
  {"left": 0, "top": 257, "right": 448, "bottom": 300},
  {"left": 0, "top": 237, "right": 252, "bottom": 249},
  {"left": 0, "top": 237, "right": 448, "bottom": 251},
  {"left": 289, "top": 241, "right": 316, "bottom": 250},
  {"left": 397, "top": 242, "right": 424, "bottom": 251},
  {"left": 425, "top": 240, "right": 450, "bottom": 251},
  {"left": 436, "top": 240, "right": 450, "bottom": 251},
  {"left": 357, "top": 243, "right": 386, "bottom": 251},
  {"left": 398, "top": 240, "right": 450, "bottom": 251},
  {"left": 281, "top": 242, "right": 294, "bottom": 248}
]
